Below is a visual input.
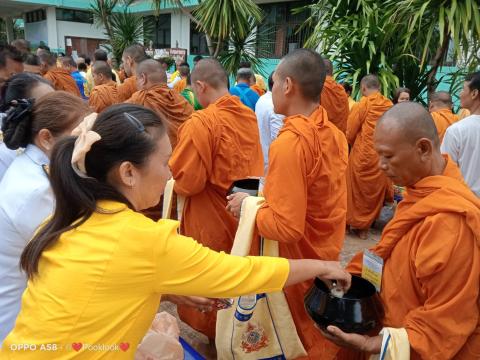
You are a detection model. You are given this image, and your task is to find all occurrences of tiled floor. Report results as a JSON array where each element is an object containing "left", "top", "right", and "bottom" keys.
[{"left": 159, "top": 229, "right": 381, "bottom": 358}]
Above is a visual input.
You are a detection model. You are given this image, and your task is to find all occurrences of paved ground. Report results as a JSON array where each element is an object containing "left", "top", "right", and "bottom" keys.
[{"left": 159, "top": 230, "right": 381, "bottom": 358}]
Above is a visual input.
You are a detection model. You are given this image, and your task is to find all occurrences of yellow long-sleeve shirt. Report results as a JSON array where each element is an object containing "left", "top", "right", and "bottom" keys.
[{"left": 1, "top": 200, "right": 289, "bottom": 359}]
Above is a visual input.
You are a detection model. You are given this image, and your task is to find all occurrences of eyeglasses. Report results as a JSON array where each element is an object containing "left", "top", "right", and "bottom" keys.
[{"left": 123, "top": 112, "right": 145, "bottom": 132}]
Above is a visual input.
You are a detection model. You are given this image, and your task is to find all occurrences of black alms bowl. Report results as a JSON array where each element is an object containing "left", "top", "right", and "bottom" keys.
[
  {"left": 304, "top": 275, "right": 384, "bottom": 334},
  {"left": 227, "top": 178, "right": 260, "bottom": 197}
]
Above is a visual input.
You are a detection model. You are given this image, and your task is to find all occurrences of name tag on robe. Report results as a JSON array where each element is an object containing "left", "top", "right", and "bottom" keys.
[{"left": 362, "top": 250, "right": 383, "bottom": 291}]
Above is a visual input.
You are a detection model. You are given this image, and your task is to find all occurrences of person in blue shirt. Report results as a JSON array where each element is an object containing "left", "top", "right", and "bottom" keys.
[
  {"left": 60, "top": 56, "right": 88, "bottom": 99},
  {"left": 230, "top": 68, "right": 259, "bottom": 111}
]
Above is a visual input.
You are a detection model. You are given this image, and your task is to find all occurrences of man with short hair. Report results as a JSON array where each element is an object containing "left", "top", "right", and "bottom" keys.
[
  {"left": 441, "top": 71, "right": 480, "bottom": 197},
  {"left": 193, "top": 55, "right": 203, "bottom": 67},
  {"left": 169, "top": 58, "right": 263, "bottom": 341},
  {"left": 117, "top": 44, "right": 147, "bottom": 102},
  {"left": 88, "top": 61, "right": 119, "bottom": 113},
  {"left": 0, "top": 45, "right": 23, "bottom": 88},
  {"left": 60, "top": 56, "right": 87, "bottom": 99},
  {"left": 227, "top": 49, "right": 348, "bottom": 358},
  {"left": 346, "top": 74, "right": 393, "bottom": 239},
  {"left": 230, "top": 67, "right": 260, "bottom": 111},
  {"left": 127, "top": 59, "right": 193, "bottom": 148},
  {"left": 39, "top": 52, "right": 80, "bottom": 96},
  {"left": 321, "top": 58, "right": 349, "bottom": 134},
  {"left": 324, "top": 102, "right": 480, "bottom": 359},
  {"left": 428, "top": 91, "right": 459, "bottom": 142}
]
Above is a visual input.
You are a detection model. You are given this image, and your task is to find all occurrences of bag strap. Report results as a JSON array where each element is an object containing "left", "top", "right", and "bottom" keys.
[
  {"left": 230, "top": 196, "right": 265, "bottom": 256},
  {"left": 162, "top": 178, "right": 175, "bottom": 219}
]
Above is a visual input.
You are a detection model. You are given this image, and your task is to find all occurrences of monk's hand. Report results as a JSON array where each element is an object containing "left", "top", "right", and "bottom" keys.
[
  {"left": 320, "top": 326, "right": 382, "bottom": 354},
  {"left": 163, "top": 295, "right": 215, "bottom": 312},
  {"left": 226, "top": 192, "right": 250, "bottom": 218}
]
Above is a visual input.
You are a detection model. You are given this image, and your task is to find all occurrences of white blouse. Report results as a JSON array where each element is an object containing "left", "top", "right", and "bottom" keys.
[{"left": 0, "top": 144, "right": 54, "bottom": 344}]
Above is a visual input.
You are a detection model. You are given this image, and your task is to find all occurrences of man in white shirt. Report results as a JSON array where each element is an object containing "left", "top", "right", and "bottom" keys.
[
  {"left": 441, "top": 71, "right": 480, "bottom": 196},
  {"left": 255, "top": 72, "right": 285, "bottom": 175}
]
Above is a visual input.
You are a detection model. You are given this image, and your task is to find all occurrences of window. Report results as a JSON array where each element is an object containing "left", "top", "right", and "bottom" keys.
[
  {"left": 190, "top": 21, "right": 209, "bottom": 55},
  {"left": 257, "top": 1, "right": 313, "bottom": 59},
  {"left": 56, "top": 8, "right": 93, "bottom": 24},
  {"left": 26, "top": 9, "right": 46, "bottom": 23},
  {"left": 145, "top": 14, "right": 171, "bottom": 49}
]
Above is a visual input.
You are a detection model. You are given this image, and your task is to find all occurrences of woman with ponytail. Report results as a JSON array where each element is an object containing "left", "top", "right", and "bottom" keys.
[
  {"left": 0, "top": 91, "right": 89, "bottom": 345},
  {"left": 0, "top": 72, "right": 53, "bottom": 181},
  {"left": 2, "top": 104, "right": 351, "bottom": 359}
]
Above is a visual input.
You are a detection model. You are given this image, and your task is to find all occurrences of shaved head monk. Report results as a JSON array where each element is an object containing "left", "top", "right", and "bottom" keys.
[
  {"left": 39, "top": 52, "right": 80, "bottom": 97},
  {"left": 126, "top": 59, "right": 193, "bottom": 148},
  {"left": 118, "top": 44, "right": 147, "bottom": 101},
  {"left": 320, "top": 58, "right": 350, "bottom": 134},
  {"left": 169, "top": 58, "right": 263, "bottom": 341},
  {"left": 323, "top": 102, "right": 480, "bottom": 359},
  {"left": 227, "top": 48, "right": 348, "bottom": 359},
  {"left": 346, "top": 74, "right": 393, "bottom": 239},
  {"left": 428, "top": 91, "right": 459, "bottom": 142},
  {"left": 88, "top": 61, "right": 118, "bottom": 113}
]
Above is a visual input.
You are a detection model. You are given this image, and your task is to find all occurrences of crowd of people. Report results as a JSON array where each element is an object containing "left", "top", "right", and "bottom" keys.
[{"left": 0, "top": 39, "right": 479, "bottom": 360}]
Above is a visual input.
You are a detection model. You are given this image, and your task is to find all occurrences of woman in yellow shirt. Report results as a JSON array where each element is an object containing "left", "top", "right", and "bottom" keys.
[{"left": 1, "top": 104, "right": 350, "bottom": 359}]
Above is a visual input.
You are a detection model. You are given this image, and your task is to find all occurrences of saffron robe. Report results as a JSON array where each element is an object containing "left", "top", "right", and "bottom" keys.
[
  {"left": 320, "top": 76, "right": 350, "bottom": 134},
  {"left": 430, "top": 108, "right": 459, "bottom": 143},
  {"left": 43, "top": 68, "right": 81, "bottom": 97},
  {"left": 117, "top": 76, "right": 137, "bottom": 102},
  {"left": 88, "top": 81, "right": 119, "bottom": 113}
]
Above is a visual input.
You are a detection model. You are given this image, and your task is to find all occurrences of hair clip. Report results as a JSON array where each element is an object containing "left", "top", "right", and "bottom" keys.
[{"left": 124, "top": 112, "right": 145, "bottom": 132}]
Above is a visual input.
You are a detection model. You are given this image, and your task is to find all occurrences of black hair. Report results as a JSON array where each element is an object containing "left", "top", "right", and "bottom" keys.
[
  {"left": 342, "top": 82, "right": 352, "bottom": 94},
  {"left": 23, "top": 53, "right": 40, "bottom": 66},
  {"left": 38, "top": 44, "right": 50, "bottom": 52},
  {"left": 0, "top": 45, "right": 23, "bottom": 68},
  {"left": 393, "top": 87, "right": 411, "bottom": 104},
  {"left": 0, "top": 72, "right": 51, "bottom": 112},
  {"left": 20, "top": 104, "right": 167, "bottom": 278},
  {"left": 239, "top": 61, "right": 251, "bottom": 69},
  {"left": 268, "top": 72, "right": 274, "bottom": 91},
  {"left": 94, "top": 49, "right": 108, "bottom": 61},
  {"left": 465, "top": 71, "right": 480, "bottom": 93},
  {"left": 2, "top": 90, "right": 87, "bottom": 150},
  {"left": 78, "top": 62, "right": 87, "bottom": 72},
  {"left": 193, "top": 55, "right": 203, "bottom": 63},
  {"left": 84, "top": 57, "right": 91, "bottom": 66}
]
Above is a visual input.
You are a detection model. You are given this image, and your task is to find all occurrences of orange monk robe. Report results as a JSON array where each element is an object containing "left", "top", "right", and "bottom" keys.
[
  {"left": 251, "top": 83, "right": 266, "bottom": 96},
  {"left": 169, "top": 94, "right": 264, "bottom": 339},
  {"left": 126, "top": 84, "right": 193, "bottom": 148},
  {"left": 173, "top": 77, "right": 187, "bottom": 93},
  {"left": 88, "top": 81, "right": 119, "bottom": 113},
  {"left": 348, "top": 97, "right": 357, "bottom": 111},
  {"left": 320, "top": 76, "right": 350, "bottom": 134},
  {"left": 256, "top": 106, "right": 348, "bottom": 359},
  {"left": 346, "top": 92, "right": 393, "bottom": 229},
  {"left": 430, "top": 108, "right": 459, "bottom": 143},
  {"left": 43, "top": 68, "right": 81, "bottom": 97},
  {"left": 116, "top": 76, "right": 137, "bottom": 102},
  {"left": 458, "top": 108, "right": 471, "bottom": 120},
  {"left": 341, "top": 156, "right": 480, "bottom": 360}
]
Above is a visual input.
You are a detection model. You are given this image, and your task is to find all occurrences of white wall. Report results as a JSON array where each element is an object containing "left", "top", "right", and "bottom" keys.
[
  {"left": 170, "top": 12, "right": 190, "bottom": 52},
  {"left": 56, "top": 20, "right": 108, "bottom": 51},
  {"left": 24, "top": 20, "right": 48, "bottom": 46}
]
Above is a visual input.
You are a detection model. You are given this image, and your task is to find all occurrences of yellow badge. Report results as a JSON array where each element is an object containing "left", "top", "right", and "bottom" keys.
[{"left": 362, "top": 250, "right": 383, "bottom": 291}]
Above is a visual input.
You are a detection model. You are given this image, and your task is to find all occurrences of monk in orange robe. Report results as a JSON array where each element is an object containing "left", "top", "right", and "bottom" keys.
[
  {"left": 429, "top": 91, "right": 459, "bottom": 142},
  {"left": 347, "top": 75, "right": 393, "bottom": 239},
  {"left": 172, "top": 62, "right": 189, "bottom": 93},
  {"left": 126, "top": 59, "right": 193, "bottom": 148},
  {"left": 88, "top": 61, "right": 118, "bottom": 113},
  {"left": 320, "top": 58, "right": 349, "bottom": 134},
  {"left": 251, "top": 72, "right": 266, "bottom": 96},
  {"left": 39, "top": 52, "right": 80, "bottom": 96},
  {"left": 117, "top": 44, "right": 147, "bottom": 102},
  {"left": 322, "top": 102, "right": 480, "bottom": 360},
  {"left": 169, "top": 58, "right": 263, "bottom": 341},
  {"left": 227, "top": 49, "right": 348, "bottom": 359}
]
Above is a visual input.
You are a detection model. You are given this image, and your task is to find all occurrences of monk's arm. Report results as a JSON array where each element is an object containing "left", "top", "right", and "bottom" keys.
[
  {"left": 256, "top": 133, "right": 306, "bottom": 243},
  {"left": 404, "top": 215, "right": 479, "bottom": 358},
  {"left": 169, "top": 121, "right": 210, "bottom": 196},
  {"left": 346, "top": 101, "right": 365, "bottom": 145}
]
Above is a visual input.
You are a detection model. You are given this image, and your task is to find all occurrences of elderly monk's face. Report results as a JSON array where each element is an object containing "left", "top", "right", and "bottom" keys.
[{"left": 374, "top": 120, "right": 426, "bottom": 187}]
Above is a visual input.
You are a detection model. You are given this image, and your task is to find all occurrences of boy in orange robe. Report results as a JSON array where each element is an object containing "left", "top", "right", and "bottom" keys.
[
  {"left": 117, "top": 44, "right": 147, "bottom": 102},
  {"left": 126, "top": 59, "right": 193, "bottom": 149},
  {"left": 227, "top": 49, "right": 348, "bottom": 359},
  {"left": 323, "top": 102, "right": 480, "bottom": 360},
  {"left": 320, "top": 58, "right": 349, "bottom": 134},
  {"left": 88, "top": 61, "right": 118, "bottom": 113},
  {"left": 169, "top": 58, "right": 264, "bottom": 341},
  {"left": 429, "top": 91, "right": 459, "bottom": 142},
  {"left": 346, "top": 75, "right": 393, "bottom": 239},
  {"left": 39, "top": 52, "right": 80, "bottom": 97}
]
